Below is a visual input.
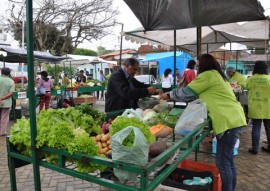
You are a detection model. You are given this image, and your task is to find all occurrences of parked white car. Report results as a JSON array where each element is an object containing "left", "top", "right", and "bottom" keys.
[{"left": 134, "top": 75, "right": 157, "bottom": 84}]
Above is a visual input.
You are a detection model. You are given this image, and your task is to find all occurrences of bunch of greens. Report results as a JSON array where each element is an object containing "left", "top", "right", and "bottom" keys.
[
  {"left": 76, "top": 104, "right": 105, "bottom": 122},
  {"left": 109, "top": 116, "right": 155, "bottom": 147},
  {"left": 87, "top": 79, "right": 99, "bottom": 84},
  {"left": 68, "top": 128, "right": 106, "bottom": 173},
  {"left": 101, "top": 80, "right": 108, "bottom": 86},
  {"left": 144, "top": 112, "right": 179, "bottom": 128},
  {"left": 10, "top": 107, "right": 104, "bottom": 173}
]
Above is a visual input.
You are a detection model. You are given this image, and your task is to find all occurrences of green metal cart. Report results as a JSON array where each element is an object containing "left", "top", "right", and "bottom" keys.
[{"left": 7, "top": 119, "right": 211, "bottom": 191}]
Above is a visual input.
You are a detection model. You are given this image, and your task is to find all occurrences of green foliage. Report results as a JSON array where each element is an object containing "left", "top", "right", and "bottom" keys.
[
  {"left": 68, "top": 128, "right": 106, "bottom": 173},
  {"left": 44, "top": 64, "right": 63, "bottom": 85},
  {"left": 144, "top": 112, "right": 179, "bottom": 128},
  {"left": 73, "top": 48, "right": 98, "bottom": 56},
  {"left": 10, "top": 107, "right": 104, "bottom": 173},
  {"left": 76, "top": 104, "right": 105, "bottom": 122},
  {"left": 109, "top": 116, "right": 156, "bottom": 147},
  {"left": 97, "top": 46, "right": 113, "bottom": 56}
]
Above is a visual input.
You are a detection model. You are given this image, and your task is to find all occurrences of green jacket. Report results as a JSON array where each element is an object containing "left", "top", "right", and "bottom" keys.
[
  {"left": 247, "top": 74, "right": 270, "bottom": 119},
  {"left": 228, "top": 72, "right": 247, "bottom": 89}
]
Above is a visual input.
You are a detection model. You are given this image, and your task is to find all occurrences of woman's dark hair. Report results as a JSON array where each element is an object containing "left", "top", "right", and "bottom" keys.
[
  {"left": 40, "top": 71, "right": 48, "bottom": 78},
  {"left": 164, "top": 68, "right": 172, "bottom": 77},
  {"left": 124, "top": 58, "right": 139, "bottom": 66},
  {"left": 198, "top": 54, "right": 227, "bottom": 81},
  {"left": 253, "top": 61, "right": 268, "bottom": 75},
  {"left": 1, "top": 67, "right": 11, "bottom": 76},
  {"left": 79, "top": 70, "right": 84, "bottom": 73},
  {"left": 187, "top": 60, "right": 196, "bottom": 69}
]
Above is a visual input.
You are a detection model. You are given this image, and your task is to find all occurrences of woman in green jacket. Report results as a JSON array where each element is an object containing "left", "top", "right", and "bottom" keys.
[
  {"left": 247, "top": 61, "right": 270, "bottom": 154},
  {"left": 160, "top": 54, "right": 246, "bottom": 191}
]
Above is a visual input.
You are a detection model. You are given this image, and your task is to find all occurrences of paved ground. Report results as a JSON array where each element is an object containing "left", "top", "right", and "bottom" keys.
[{"left": 1, "top": 100, "right": 270, "bottom": 191}]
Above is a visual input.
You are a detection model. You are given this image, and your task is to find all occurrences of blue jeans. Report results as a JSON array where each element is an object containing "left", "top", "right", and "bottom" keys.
[
  {"left": 216, "top": 127, "right": 243, "bottom": 191},
  {"left": 252, "top": 119, "right": 270, "bottom": 151}
]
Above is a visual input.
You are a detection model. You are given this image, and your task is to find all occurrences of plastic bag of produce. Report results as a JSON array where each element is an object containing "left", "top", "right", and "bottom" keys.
[
  {"left": 137, "top": 97, "right": 160, "bottom": 110},
  {"left": 20, "top": 99, "right": 29, "bottom": 116},
  {"left": 121, "top": 109, "right": 143, "bottom": 121},
  {"left": 175, "top": 99, "right": 207, "bottom": 136},
  {"left": 112, "top": 126, "right": 149, "bottom": 182}
]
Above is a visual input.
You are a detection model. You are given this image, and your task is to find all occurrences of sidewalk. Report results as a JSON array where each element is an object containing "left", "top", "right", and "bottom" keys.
[{"left": 1, "top": 102, "right": 270, "bottom": 190}]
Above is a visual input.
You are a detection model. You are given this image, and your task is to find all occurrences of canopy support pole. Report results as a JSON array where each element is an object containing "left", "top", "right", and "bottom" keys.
[
  {"left": 26, "top": 0, "right": 41, "bottom": 190},
  {"left": 119, "top": 23, "right": 124, "bottom": 67},
  {"left": 197, "top": 27, "right": 202, "bottom": 57},
  {"left": 236, "top": 51, "right": 238, "bottom": 71},
  {"left": 173, "top": 30, "right": 177, "bottom": 88}
]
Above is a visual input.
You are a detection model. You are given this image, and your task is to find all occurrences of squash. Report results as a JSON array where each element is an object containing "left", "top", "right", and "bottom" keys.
[{"left": 150, "top": 123, "right": 165, "bottom": 135}]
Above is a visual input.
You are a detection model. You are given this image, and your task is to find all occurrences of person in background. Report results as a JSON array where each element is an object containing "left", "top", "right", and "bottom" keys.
[
  {"left": 0, "top": 68, "right": 15, "bottom": 136},
  {"left": 62, "top": 73, "right": 71, "bottom": 100},
  {"left": 105, "top": 58, "right": 160, "bottom": 112},
  {"left": 247, "top": 61, "right": 270, "bottom": 154},
  {"left": 226, "top": 67, "right": 247, "bottom": 89},
  {"left": 160, "top": 54, "right": 246, "bottom": 191},
  {"left": 97, "top": 70, "right": 106, "bottom": 100},
  {"left": 76, "top": 70, "right": 86, "bottom": 83},
  {"left": 38, "top": 71, "right": 53, "bottom": 111},
  {"left": 175, "top": 68, "right": 181, "bottom": 82},
  {"left": 183, "top": 60, "right": 196, "bottom": 84},
  {"left": 161, "top": 68, "right": 173, "bottom": 93}
]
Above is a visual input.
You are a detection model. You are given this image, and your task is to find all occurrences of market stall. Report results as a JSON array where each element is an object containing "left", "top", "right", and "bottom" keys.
[
  {"left": 6, "top": 0, "right": 267, "bottom": 191},
  {"left": 7, "top": 104, "right": 212, "bottom": 191}
]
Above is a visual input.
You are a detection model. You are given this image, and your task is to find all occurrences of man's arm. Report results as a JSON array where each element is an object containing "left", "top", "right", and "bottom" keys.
[{"left": 0, "top": 91, "right": 14, "bottom": 101}]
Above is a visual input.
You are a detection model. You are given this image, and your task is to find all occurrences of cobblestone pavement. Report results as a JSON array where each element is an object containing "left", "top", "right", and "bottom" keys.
[{"left": 1, "top": 101, "right": 270, "bottom": 190}]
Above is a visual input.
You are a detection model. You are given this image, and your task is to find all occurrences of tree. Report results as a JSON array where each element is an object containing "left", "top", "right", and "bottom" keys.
[
  {"left": 73, "top": 48, "right": 97, "bottom": 56},
  {"left": 44, "top": 64, "right": 63, "bottom": 85},
  {"left": 97, "top": 46, "right": 113, "bottom": 56},
  {"left": 2, "top": 0, "right": 118, "bottom": 55}
]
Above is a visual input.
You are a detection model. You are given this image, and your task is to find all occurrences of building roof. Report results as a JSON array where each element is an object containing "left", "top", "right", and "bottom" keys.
[
  {"left": 99, "top": 49, "right": 136, "bottom": 58},
  {"left": 239, "top": 54, "right": 270, "bottom": 62}
]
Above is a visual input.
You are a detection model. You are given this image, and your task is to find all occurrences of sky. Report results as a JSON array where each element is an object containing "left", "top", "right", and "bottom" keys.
[{"left": 1, "top": 0, "right": 270, "bottom": 51}]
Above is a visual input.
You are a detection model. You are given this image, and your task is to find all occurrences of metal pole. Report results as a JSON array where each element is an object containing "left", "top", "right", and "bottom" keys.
[
  {"left": 21, "top": 0, "right": 26, "bottom": 89},
  {"left": 173, "top": 29, "right": 176, "bottom": 142},
  {"left": 196, "top": 27, "right": 202, "bottom": 162},
  {"left": 197, "top": 27, "right": 202, "bottom": 57},
  {"left": 119, "top": 23, "right": 123, "bottom": 67},
  {"left": 173, "top": 30, "right": 176, "bottom": 88},
  {"left": 236, "top": 51, "right": 238, "bottom": 71},
  {"left": 26, "top": 0, "right": 41, "bottom": 190}
]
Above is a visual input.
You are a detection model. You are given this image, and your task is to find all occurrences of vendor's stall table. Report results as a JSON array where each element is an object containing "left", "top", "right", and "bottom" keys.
[
  {"left": 77, "top": 86, "right": 106, "bottom": 94},
  {"left": 7, "top": 119, "right": 211, "bottom": 191}
]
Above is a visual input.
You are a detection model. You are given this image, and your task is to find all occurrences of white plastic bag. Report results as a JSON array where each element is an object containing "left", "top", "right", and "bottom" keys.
[
  {"left": 112, "top": 126, "right": 149, "bottom": 182},
  {"left": 175, "top": 99, "right": 207, "bottom": 136},
  {"left": 121, "top": 109, "right": 143, "bottom": 121}
]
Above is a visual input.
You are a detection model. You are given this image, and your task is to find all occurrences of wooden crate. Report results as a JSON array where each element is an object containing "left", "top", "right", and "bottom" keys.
[{"left": 73, "top": 96, "right": 97, "bottom": 105}]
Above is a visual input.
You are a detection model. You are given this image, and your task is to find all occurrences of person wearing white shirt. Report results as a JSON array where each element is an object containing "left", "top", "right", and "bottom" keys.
[{"left": 161, "top": 68, "right": 173, "bottom": 93}]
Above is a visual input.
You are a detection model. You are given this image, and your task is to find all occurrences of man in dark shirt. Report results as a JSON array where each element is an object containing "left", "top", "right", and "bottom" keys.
[
  {"left": 76, "top": 70, "right": 86, "bottom": 83},
  {"left": 105, "top": 58, "right": 160, "bottom": 112}
]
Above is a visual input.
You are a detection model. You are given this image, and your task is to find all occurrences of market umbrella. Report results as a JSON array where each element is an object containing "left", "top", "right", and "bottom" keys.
[{"left": 123, "top": 0, "right": 266, "bottom": 31}]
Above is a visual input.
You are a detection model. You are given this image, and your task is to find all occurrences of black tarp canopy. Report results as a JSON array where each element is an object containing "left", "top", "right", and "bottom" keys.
[
  {"left": 124, "top": 0, "right": 266, "bottom": 31},
  {"left": 0, "top": 45, "right": 67, "bottom": 63}
]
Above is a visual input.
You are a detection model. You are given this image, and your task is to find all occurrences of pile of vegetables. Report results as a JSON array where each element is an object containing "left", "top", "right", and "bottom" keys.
[
  {"left": 109, "top": 116, "right": 156, "bottom": 147},
  {"left": 95, "top": 133, "right": 112, "bottom": 155},
  {"left": 10, "top": 107, "right": 105, "bottom": 173},
  {"left": 143, "top": 111, "right": 179, "bottom": 128}
]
